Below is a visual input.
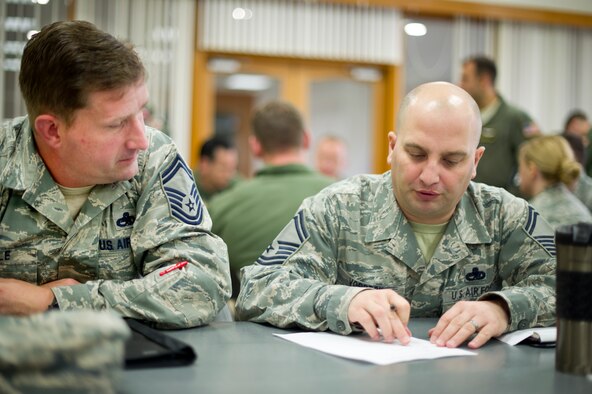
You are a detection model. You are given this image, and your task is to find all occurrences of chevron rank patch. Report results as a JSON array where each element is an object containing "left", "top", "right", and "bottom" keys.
[
  {"left": 524, "top": 205, "right": 556, "bottom": 256},
  {"left": 161, "top": 154, "right": 203, "bottom": 225},
  {"left": 257, "top": 210, "right": 309, "bottom": 265}
]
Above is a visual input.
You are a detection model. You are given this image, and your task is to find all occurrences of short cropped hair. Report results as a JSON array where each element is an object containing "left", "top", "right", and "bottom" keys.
[
  {"left": 19, "top": 20, "right": 146, "bottom": 125},
  {"left": 464, "top": 55, "right": 497, "bottom": 84},
  {"left": 200, "top": 136, "right": 235, "bottom": 161},
  {"left": 251, "top": 101, "right": 305, "bottom": 153},
  {"left": 564, "top": 109, "right": 588, "bottom": 131}
]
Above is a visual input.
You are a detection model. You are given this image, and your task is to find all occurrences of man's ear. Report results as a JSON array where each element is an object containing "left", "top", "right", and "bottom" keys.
[
  {"left": 248, "top": 135, "right": 263, "bottom": 158},
  {"left": 386, "top": 131, "right": 397, "bottom": 165},
  {"left": 34, "top": 114, "right": 63, "bottom": 148},
  {"left": 302, "top": 130, "right": 311, "bottom": 150}
]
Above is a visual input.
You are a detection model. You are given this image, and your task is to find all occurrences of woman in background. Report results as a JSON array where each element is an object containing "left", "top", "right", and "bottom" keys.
[{"left": 518, "top": 135, "right": 592, "bottom": 229}]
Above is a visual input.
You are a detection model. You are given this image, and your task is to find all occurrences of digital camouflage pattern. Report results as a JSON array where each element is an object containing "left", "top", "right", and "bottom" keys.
[
  {"left": 236, "top": 172, "right": 556, "bottom": 335},
  {"left": 573, "top": 172, "right": 592, "bottom": 213},
  {"left": 0, "top": 117, "right": 231, "bottom": 328},
  {"left": 0, "top": 310, "right": 129, "bottom": 394},
  {"left": 529, "top": 183, "right": 592, "bottom": 230}
]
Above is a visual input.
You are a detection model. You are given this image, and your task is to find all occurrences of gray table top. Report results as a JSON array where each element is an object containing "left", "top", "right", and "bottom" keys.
[{"left": 120, "top": 319, "right": 592, "bottom": 394}]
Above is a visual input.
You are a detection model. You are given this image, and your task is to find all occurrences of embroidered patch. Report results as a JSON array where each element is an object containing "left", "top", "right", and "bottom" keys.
[
  {"left": 257, "top": 210, "right": 309, "bottom": 265},
  {"left": 525, "top": 205, "right": 556, "bottom": 256},
  {"left": 161, "top": 154, "right": 203, "bottom": 225},
  {"left": 464, "top": 265, "right": 488, "bottom": 282}
]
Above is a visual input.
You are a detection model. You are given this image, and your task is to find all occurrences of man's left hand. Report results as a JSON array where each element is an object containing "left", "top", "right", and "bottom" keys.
[
  {"left": 428, "top": 300, "right": 509, "bottom": 349},
  {"left": 0, "top": 278, "right": 56, "bottom": 315}
]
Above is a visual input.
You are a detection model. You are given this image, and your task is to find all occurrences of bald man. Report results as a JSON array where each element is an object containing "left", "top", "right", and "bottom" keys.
[{"left": 236, "top": 82, "right": 556, "bottom": 349}]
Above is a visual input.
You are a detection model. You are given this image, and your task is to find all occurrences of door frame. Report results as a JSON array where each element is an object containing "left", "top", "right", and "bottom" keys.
[{"left": 191, "top": 51, "right": 401, "bottom": 175}]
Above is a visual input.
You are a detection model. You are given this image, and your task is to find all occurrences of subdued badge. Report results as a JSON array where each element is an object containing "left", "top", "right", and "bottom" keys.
[
  {"left": 480, "top": 127, "right": 496, "bottom": 144},
  {"left": 464, "top": 265, "right": 487, "bottom": 282}
]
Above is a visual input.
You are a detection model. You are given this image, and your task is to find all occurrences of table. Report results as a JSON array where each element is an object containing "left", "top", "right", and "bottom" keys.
[{"left": 120, "top": 319, "right": 592, "bottom": 394}]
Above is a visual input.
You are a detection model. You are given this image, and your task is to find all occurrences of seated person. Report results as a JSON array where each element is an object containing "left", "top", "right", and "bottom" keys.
[
  {"left": 518, "top": 135, "right": 592, "bottom": 229},
  {"left": 315, "top": 135, "right": 348, "bottom": 180},
  {"left": 209, "top": 101, "right": 333, "bottom": 298},
  {"left": 0, "top": 21, "right": 230, "bottom": 327},
  {"left": 236, "top": 82, "right": 556, "bottom": 349},
  {"left": 192, "top": 136, "right": 240, "bottom": 204},
  {"left": 562, "top": 133, "right": 592, "bottom": 212}
]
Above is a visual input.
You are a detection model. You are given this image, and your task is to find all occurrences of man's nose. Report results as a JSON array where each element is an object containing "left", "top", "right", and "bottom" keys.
[
  {"left": 419, "top": 160, "right": 440, "bottom": 186},
  {"left": 128, "top": 114, "right": 149, "bottom": 150}
]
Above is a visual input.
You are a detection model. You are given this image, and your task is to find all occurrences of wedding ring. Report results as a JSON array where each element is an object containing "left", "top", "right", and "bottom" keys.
[{"left": 469, "top": 319, "right": 480, "bottom": 332}]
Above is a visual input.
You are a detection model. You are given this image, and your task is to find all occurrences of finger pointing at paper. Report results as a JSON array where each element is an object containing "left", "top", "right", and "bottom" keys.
[{"left": 347, "top": 289, "right": 411, "bottom": 345}]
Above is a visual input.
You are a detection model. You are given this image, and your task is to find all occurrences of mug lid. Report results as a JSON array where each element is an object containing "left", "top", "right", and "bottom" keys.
[{"left": 555, "top": 222, "right": 592, "bottom": 245}]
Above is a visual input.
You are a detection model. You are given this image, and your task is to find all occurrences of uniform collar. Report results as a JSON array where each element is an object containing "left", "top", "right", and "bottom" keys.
[
  {"left": 255, "top": 163, "right": 315, "bottom": 176},
  {"left": 364, "top": 175, "right": 492, "bottom": 246},
  {"left": 364, "top": 175, "right": 492, "bottom": 282}
]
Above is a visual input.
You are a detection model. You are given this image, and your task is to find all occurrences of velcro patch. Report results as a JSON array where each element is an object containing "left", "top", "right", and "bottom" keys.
[
  {"left": 257, "top": 210, "right": 309, "bottom": 265},
  {"left": 525, "top": 205, "right": 556, "bottom": 256},
  {"left": 161, "top": 154, "right": 203, "bottom": 225}
]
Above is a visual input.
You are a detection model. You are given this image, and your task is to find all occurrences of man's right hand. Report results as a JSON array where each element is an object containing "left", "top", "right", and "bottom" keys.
[{"left": 347, "top": 289, "right": 411, "bottom": 344}]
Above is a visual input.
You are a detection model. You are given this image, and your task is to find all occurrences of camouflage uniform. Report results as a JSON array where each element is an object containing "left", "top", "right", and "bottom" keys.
[
  {"left": 530, "top": 183, "right": 592, "bottom": 230},
  {"left": 573, "top": 172, "right": 592, "bottom": 213},
  {"left": 0, "top": 117, "right": 231, "bottom": 328},
  {"left": 0, "top": 310, "right": 129, "bottom": 394},
  {"left": 236, "top": 172, "right": 556, "bottom": 335}
]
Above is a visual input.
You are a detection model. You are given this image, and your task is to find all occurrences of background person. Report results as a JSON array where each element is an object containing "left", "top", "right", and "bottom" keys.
[
  {"left": 192, "top": 136, "right": 240, "bottom": 204},
  {"left": 236, "top": 82, "right": 556, "bottom": 349},
  {"left": 459, "top": 55, "right": 539, "bottom": 194},
  {"left": 314, "top": 134, "right": 348, "bottom": 180},
  {"left": 209, "top": 101, "right": 333, "bottom": 299},
  {"left": 518, "top": 135, "right": 592, "bottom": 229}
]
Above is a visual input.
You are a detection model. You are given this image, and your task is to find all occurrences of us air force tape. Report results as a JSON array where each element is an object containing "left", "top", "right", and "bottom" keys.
[
  {"left": 257, "top": 210, "right": 309, "bottom": 265},
  {"left": 161, "top": 154, "right": 204, "bottom": 225}
]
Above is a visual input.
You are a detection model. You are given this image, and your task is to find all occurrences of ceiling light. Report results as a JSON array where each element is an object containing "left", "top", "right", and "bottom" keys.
[
  {"left": 404, "top": 22, "right": 427, "bottom": 37},
  {"left": 225, "top": 74, "right": 272, "bottom": 91}
]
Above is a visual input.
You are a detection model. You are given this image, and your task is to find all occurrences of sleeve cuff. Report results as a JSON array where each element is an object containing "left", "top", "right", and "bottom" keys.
[
  {"left": 480, "top": 290, "right": 535, "bottom": 332},
  {"left": 325, "top": 286, "right": 369, "bottom": 334},
  {"left": 51, "top": 283, "right": 105, "bottom": 310}
]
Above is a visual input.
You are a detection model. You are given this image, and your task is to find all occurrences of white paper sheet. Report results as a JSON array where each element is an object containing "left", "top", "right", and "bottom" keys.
[
  {"left": 273, "top": 332, "right": 477, "bottom": 365},
  {"left": 496, "top": 327, "right": 556, "bottom": 346}
]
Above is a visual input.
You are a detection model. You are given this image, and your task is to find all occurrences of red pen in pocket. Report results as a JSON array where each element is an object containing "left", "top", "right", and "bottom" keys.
[{"left": 159, "top": 261, "right": 188, "bottom": 276}]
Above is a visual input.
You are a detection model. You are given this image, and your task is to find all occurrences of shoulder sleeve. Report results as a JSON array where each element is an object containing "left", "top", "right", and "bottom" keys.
[
  {"left": 235, "top": 185, "right": 365, "bottom": 334},
  {"left": 53, "top": 131, "right": 231, "bottom": 328},
  {"left": 481, "top": 195, "right": 556, "bottom": 332}
]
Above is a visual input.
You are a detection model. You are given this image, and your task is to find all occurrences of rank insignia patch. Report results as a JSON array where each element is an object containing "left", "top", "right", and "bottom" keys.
[
  {"left": 161, "top": 154, "right": 203, "bottom": 225},
  {"left": 525, "top": 205, "right": 556, "bottom": 256},
  {"left": 257, "top": 210, "right": 309, "bottom": 265}
]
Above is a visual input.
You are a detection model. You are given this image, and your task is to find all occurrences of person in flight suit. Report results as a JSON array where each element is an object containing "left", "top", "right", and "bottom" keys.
[
  {"left": 459, "top": 55, "right": 539, "bottom": 194},
  {"left": 0, "top": 21, "right": 230, "bottom": 328},
  {"left": 236, "top": 81, "right": 556, "bottom": 349}
]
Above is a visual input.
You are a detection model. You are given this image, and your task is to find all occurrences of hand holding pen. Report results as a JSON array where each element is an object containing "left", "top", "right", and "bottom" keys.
[{"left": 347, "top": 289, "right": 412, "bottom": 344}]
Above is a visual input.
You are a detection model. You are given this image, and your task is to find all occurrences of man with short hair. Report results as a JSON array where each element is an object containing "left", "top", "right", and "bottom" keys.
[
  {"left": 564, "top": 110, "right": 590, "bottom": 148},
  {"left": 236, "top": 82, "right": 555, "bottom": 349},
  {"left": 315, "top": 135, "right": 348, "bottom": 180},
  {"left": 460, "top": 55, "right": 539, "bottom": 194},
  {"left": 0, "top": 21, "right": 230, "bottom": 327},
  {"left": 193, "top": 136, "right": 240, "bottom": 204},
  {"left": 209, "top": 101, "right": 333, "bottom": 298}
]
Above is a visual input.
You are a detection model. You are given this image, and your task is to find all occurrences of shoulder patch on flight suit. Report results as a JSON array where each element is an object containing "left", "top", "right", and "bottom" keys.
[
  {"left": 161, "top": 154, "right": 203, "bottom": 225},
  {"left": 525, "top": 205, "right": 556, "bottom": 256},
  {"left": 256, "top": 210, "right": 309, "bottom": 266}
]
